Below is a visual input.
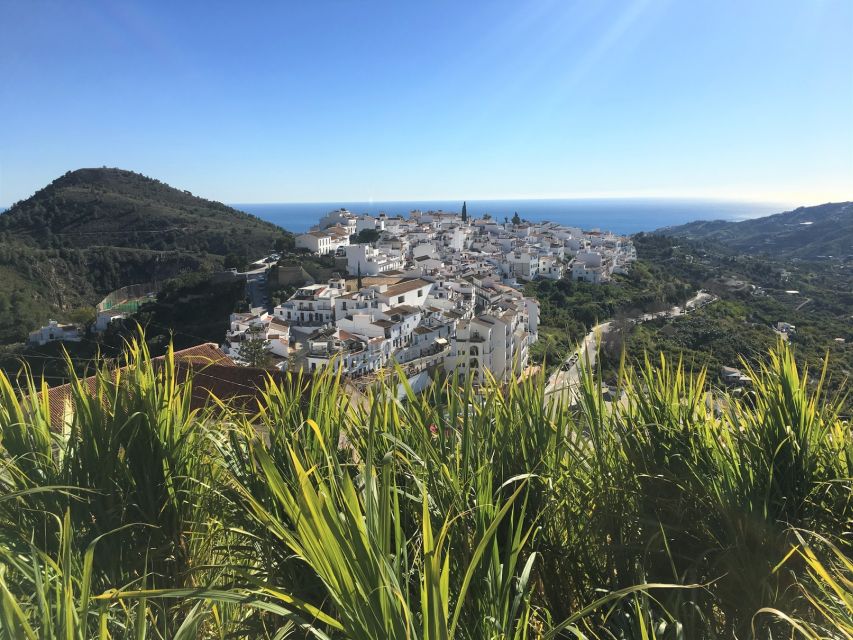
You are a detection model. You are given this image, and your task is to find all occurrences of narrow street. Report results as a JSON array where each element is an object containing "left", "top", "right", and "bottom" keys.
[{"left": 242, "top": 264, "right": 272, "bottom": 311}]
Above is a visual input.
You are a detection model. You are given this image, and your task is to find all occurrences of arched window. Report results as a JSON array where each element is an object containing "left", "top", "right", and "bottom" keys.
[{"left": 470, "top": 346, "right": 479, "bottom": 356}]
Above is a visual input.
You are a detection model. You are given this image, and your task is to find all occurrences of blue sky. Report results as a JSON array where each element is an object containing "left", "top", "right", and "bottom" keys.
[{"left": 1, "top": 0, "right": 851, "bottom": 206}]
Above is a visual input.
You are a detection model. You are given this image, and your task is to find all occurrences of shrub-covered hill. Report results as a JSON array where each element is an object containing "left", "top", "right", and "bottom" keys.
[
  {"left": 660, "top": 201, "right": 853, "bottom": 259},
  {"left": 0, "top": 168, "right": 293, "bottom": 342},
  {"left": 0, "top": 167, "right": 291, "bottom": 256}
]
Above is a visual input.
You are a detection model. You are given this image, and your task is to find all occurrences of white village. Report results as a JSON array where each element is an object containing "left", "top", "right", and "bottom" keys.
[{"left": 221, "top": 206, "right": 637, "bottom": 391}]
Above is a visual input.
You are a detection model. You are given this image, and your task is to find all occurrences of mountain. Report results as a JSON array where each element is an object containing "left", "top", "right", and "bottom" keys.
[
  {"left": 0, "top": 168, "right": 293, "bottom": 342},
  {"left": 658, "top": 201, "right": 853, "bottom": 259},
  {"left": 1, "top": 168, "right": 290, "bottom": 255}
]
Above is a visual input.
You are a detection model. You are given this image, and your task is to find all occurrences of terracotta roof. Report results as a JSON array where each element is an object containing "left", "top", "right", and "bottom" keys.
[
  {"left": 381, "top": 279, "right": 429, "bottom": 297},
  {"left": 386, "top": 304, "right": 419, "bottom": 316},
  {"left": 44, "top": 343, "right": 244, "bottom": 430},
  {"left": 160, "top": 342, "right": 236, "bottom": 366},
  {"left": 268, "top": 319, "right": 291, "bottom": 332},
  {"left": 182, "top": 363, "right": 292, "bottom": 414}
]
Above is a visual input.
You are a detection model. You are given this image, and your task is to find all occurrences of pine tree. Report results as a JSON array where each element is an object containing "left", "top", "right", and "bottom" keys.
[
  {"left": 461, "top": 201, "right": 468, "bottom": 223},
  {"left": 238, "top": 328, "right": 271, "bottom": 368},
  {"left": 512, "top": 211, "right": 521, "bottom": 225}
]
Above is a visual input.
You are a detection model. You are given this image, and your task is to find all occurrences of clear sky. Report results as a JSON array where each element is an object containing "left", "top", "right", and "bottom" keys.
[{"left": 1, "top": 0, "right": 851, "bottom": 206}]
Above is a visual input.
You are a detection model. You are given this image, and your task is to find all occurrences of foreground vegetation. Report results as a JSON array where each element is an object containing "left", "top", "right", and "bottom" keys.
[{"left": 0, "top": 338, "right": 850, "bottom": 638}]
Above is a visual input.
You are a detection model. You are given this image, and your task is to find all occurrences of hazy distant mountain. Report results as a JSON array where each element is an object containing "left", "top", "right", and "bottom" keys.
[
  {"left": 0, "top": 168, "right": 292, "bottom": 342},
  {"left": 658, "top": 201, "right": 852, "bottom": 259}
]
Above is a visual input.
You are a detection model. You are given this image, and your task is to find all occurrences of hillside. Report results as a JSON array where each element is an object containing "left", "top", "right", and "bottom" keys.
[
  {"left": 0, "top": 168, "right": 293, "bottom": 342},
  {"left": 0, "top": 168, "right": 290, "bottom": 255},
  {"left": 659, "top": 201, "right": 853, "bottom": 259}
]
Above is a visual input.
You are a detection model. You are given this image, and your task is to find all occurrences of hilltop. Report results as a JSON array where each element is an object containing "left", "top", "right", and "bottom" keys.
[
  {"left": 1, "top": 168, "right": 290, "bottom": 256},
  {"left": 0, "top": 168, "right": 293, "bottom": 342},
  {"left": 659, "top": 201, "right": 853, "bottom": 259}
]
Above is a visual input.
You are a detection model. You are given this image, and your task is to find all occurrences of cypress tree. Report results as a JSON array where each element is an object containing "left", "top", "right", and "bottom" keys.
[
  {"left": 357, "top": 263, "right": 363, "bottom": 290},
  {"left": 461, "top": 201, "right": 468, "bottom": 223}
]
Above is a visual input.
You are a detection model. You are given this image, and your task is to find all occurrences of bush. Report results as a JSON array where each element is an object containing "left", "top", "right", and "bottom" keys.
[{"left": 0, "top": 337, "right": 849, "bottom": 638}]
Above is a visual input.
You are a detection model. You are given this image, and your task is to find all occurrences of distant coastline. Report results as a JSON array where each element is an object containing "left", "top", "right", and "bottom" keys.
[
  {"left": 1, "top": 198, "right": 787, "bottom": 236},
  {"left": 233, "top": 198, "right": 786, "bottom": 235}
]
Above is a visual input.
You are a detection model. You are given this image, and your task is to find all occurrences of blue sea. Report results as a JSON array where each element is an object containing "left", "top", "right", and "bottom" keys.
[{"left": 232, "top": 198, "right": 787, "bottom": 235}]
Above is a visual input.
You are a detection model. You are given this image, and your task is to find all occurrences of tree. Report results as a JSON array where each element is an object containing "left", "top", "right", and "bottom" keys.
[
  {"left": 67, "top": 306, "right": 96, "bottom": 328},
  {"left": 238, "top": 329, "right": 271, "bottom": 368},
  {"left": 352, "top": 228, "right": 380, "bottom": 244},
  {"left": 224, "top": 253, "right": 245, "bottom": 270},
  {"left": 357, "top": 263, "right": 363, "bottom": 290},
  {"left": 461, "top": 201, "right": 468, "bottom": 223},
  {"left": 512, "top": 212, "right": 522, "bottom": 225},
  {"left": 274, "top": 235, "right": 294, "bottom": 253}
]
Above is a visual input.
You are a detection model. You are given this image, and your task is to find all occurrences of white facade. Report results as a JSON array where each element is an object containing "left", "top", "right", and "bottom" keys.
[
  {"left": 345, "top": 245, "right": 404, "bottom": 276},
  {"left": 318, "top": 209, "right": 357, "bottom": 234},
  {"left": 275, "top": 278, "right": 346, "bottom": 326},
  {"left": 572, "top": 251, "right": 612, "bottom": 284},
  {"left": 28, "top": 320, "right": 82, "bottom": 346},
  {"left": 296, "top": 231, "right": 334, "bottom": 255},
  {"left": 94, "top": 310, "right": 127, "bottom": 333}
]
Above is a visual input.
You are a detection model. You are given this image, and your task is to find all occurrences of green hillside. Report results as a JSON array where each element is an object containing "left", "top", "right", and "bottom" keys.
[
  {"left": 1, "top": 167, "right": 289, "bottom": 255},
  {"left": 661, "top": 201, "right": 852, "bottom": 259},
  {"left": 0, "top": 168, "right": 293, "bottom": 341}
]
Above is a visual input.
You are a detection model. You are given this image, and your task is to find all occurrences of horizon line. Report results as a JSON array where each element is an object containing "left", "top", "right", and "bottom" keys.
[
  {"left": 228, "top": 194, "right": 806, "bottom": 207},
  {"left": 6, "top": 191, "right": 852, "bottom": 211}
]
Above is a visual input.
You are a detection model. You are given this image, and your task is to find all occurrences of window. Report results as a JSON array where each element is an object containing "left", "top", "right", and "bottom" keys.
[
  {"left": 418, "top": 289, "right": 423, "bottom": 296},
  {"left": 398, "top": 295, "right": 404, "bottom": 303}
]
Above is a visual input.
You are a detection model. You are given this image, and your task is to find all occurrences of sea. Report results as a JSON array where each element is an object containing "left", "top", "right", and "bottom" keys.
[{"left": 231, "top": 198, "right": 787, "bottom": 235}]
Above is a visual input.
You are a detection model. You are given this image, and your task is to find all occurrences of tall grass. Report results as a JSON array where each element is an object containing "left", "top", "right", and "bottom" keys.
[{"left": 0, "top": 335, "right": 849, "bottom": 638}]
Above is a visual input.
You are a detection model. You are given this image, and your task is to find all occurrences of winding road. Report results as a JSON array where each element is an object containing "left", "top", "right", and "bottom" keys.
[{"left": 544, "top": 290, "right": 716, "bottom": 405}]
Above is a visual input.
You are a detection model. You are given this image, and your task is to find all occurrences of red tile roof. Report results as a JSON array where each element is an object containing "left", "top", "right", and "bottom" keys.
[{"left": 42, "top": 343, "right": 277, "bottom": 431}]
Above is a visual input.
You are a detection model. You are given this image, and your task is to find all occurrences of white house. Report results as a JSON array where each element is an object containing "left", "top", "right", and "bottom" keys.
[
  {"left": 94, "top": 309, "right": 127, "bottom": 333},
  {"left": 504, "top": 250, "right": 539, "bottom": 280},
  {"left": 28, "top": 320, "right": 82, "bottom": 346},
  {"left": 355, "top": 215, "right": 386, "bottom": 233},
  {"left": 296, "top": 231, "right": 334, "bottom": 255},
  {"left": 306, "top": 329, "right": 390, "bottom": 376},
  {"left": 538, "top": 256, "right": 564, "bottom": 280},
  {"left": 376, "top": 279, "right": 433, "bottom": 309},
  {"left": 318, "top": 209, "right": 357, "bottom": 234},
  {"left": 572, "top": 251, "right": 611, "bottom": 284},
  {"left": 345, "top": 245, "right": 404, "bottom": 276},
  {"left": 274, "top": 278, "right": 346, "bottom": 326}
]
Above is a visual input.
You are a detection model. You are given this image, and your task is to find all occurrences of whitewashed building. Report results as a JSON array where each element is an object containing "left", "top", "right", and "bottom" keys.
[
  {"left": 274, "top": 277, "right": 346, "bottom": 326},
  {"left": 28, "top": 320, "right": 82, "bottom": 346}
]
